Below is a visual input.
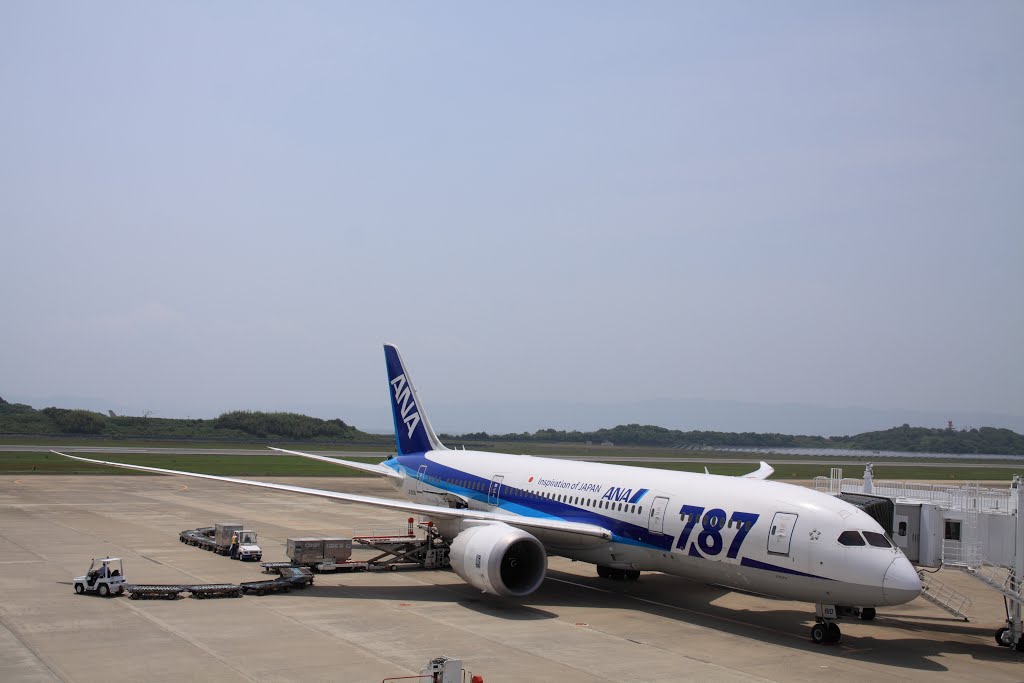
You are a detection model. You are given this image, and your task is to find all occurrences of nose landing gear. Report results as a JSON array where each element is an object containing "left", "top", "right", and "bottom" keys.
[
  {"left": 811, "top": 621, "right": 841, "bottom": 644},
  {"left": 811, "top": 604, "right": 841, "bottom": 644}
]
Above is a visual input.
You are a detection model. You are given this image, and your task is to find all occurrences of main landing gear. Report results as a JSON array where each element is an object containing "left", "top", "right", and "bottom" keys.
[
  {"left": 596, "top": 565, "right": 640, "bottom": 581},
  {"left": 994, "top": 624, "right": 1024, "bottom": 651}
]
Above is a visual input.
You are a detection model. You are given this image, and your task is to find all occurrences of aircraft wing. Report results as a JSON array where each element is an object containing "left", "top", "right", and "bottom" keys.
[
  {"left": 267, "top": 447, "right": 404, "bottom": 480},
  {"left": 52, "top": 451, "right": 612, "bottom": 543},
  {"left": 742, "top": 461, "right": 775, "bottom": 480}
]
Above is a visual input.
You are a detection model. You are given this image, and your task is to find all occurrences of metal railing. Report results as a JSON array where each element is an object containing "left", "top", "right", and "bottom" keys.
[
  {"left": 813, "top": 476, "right": 1015, "bottom": 514},
  {"left": 940, "top": 539, "right": 981, "bottom": 568},
  {"left": 968, "top": 560, "right": 1023, "bottom": 602},
  {"left": 918, "top": 573, "right": 972, "bottom": 620}
]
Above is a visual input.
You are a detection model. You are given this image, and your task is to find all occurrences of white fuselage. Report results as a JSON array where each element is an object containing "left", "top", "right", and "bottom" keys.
[{"left": 385, "top": 449, "right": 921, "bottom": 608}]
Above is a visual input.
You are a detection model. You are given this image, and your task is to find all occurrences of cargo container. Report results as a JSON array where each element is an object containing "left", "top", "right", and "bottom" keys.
[
  {"left": 215, "top": 523, "right": 243, "bottom": 548},
  {"left": 286, "top": 536, "right": 353, "bottom": 570},
  {"left": 286, "top": 538, "right": 325, "bottom": 564},
  {"left": 322, "top": 537, "right": 353, "bottom": 562}
]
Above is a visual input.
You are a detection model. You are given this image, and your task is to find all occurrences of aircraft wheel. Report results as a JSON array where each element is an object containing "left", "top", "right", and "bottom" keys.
[
  {"left": 995, "top": 627, "right": 1010, "bottom": 647},
  {"left": 596, "top": 565, "right": 611, "bottom": 579},
  {"left": 811, "top": 624, "right": 826, "bottom": 644},
  {"left": 827, "top": 623, "right": 841, "bottom": 643},
  {"left": 624, "top": 570, "right": 640, "bottom": 581},
  {"left": 98, "top": 584, "right": 109, "bottom": 597},
  {"left": 860, "top": 607, "right": 876, "bottom": 621},
  {"left": 74, "top": 583, "right": 84, "bottom": 595}
]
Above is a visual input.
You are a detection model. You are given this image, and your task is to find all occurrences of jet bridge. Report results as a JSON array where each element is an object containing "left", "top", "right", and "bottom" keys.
[{"left": 816, "top": 466, "right": 1024, "bottom": 651}]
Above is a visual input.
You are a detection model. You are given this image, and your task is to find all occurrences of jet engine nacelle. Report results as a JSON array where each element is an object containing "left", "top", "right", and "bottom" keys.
[{"left": 449, "top": 523, "right": 547, "bottom": 597}]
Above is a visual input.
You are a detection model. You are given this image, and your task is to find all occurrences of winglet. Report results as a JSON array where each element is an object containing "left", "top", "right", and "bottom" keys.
[
  {"left": 384, "top": 344, "right": 447, "bottom": 455},
  {"left": 742, "top": 461, "right": 775, "bottom": 480}
]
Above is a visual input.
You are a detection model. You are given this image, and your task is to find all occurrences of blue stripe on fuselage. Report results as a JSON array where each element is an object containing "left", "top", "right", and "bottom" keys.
[
  {"left": 390, "top": 454, "right": 673, "bottom": 551},
  {"left": 739, "top": 557, "right": 832, "bottom": 581}
]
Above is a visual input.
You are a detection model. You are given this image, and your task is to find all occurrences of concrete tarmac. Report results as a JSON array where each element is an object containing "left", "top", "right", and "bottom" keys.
[{"left": 1, "top": 475, "right": 1022, "bottom": 682}]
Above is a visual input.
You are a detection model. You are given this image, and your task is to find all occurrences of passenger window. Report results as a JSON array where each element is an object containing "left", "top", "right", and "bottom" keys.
[
  {"left": 863, "top": 531, "right": 892, "bottom": 548},
  {"left": 838, "top": 531, "right": 866, "bottom": 546}
]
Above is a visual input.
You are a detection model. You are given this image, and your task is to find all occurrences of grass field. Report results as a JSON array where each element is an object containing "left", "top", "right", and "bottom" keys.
[
  {"left": 0, "top": 451, "right": 382, "bottom": 476},
  {"left": 0, "top": 435, "right": 395, "bottom": 451},
  {"left": 3, "top": 448, "right": 1021, "bottom": 482}
]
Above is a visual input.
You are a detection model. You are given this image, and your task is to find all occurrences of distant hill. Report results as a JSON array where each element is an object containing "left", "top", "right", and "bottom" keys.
[
  {"left": 444, "top": 423, "right": 1024, "bottom": 455},
  {"left": 3, "top": 397, "right": 1022, "bottom": 455},
  {"left": 0, "top": 398, "right": 386, "bottom": 444}
]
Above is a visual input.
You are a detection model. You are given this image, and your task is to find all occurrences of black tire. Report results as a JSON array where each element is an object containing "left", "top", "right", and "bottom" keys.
[
  {"left": 130, "top": 593, "right": 139, "bottom": 600},
  {"left": 811, "top": 624, "right": 826, "bottom": 644},
  {"left": 860, "top": 607, "right": 876, "bottom": 621},
  {"left": 597, "top": 565, "right": 611, "bottom": 579},
  {"left": 995, "top": 627, "right": 1010, "bottom": 647},
  {"left": 74, "top": 583, "right": 85, "bottom": 595},
  {"left": 826, "top": 623, "right": 841, "bottom": 643},
  {"left": 98, "top": 584, "right": 109, "bottom": 597},
  {"left": 624, "top": 570, "right": 641, "bottom": 581}
]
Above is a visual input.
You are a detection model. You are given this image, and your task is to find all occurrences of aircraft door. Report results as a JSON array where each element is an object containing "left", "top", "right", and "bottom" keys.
[
  {"left": 488, "top": 476, "right": 504, "bottom": 506},
  {"left": 648, "top": 496, "right": 669, "bottom": 534},
  {"left": 893, "top": 504, "right": 921, "bottom": 562},
  {"left": 416, "top": 465, "right": 428, "bottom": 492},
  {"left": 767, "top": 512, "right": 798, "bottom": 555}
]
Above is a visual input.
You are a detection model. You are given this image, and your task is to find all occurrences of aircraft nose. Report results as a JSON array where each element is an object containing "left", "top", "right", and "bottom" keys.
[{"left": 882, "top": 556, "right": 921, "bottom": 604}]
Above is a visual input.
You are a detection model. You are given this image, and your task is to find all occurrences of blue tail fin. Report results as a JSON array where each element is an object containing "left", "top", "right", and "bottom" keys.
[{"left": 384, "top": 344, "right": 446, "bottom": 455}]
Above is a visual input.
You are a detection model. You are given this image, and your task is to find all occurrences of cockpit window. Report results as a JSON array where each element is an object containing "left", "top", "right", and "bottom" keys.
[
  {"left": 863, "top": 531, "right": 892, "bottom": 548},
  {"left": 838, "top": 531, "right": 866, "bottom": 546}
]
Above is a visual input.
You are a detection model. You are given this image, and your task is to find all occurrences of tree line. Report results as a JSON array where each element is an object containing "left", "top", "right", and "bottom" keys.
[
  {"left": 3, "top": 397, "right": 1022, "bottom": 454},
  {"left": 0, "top": 400, "right": 377, "bottom": 443},
  {"left": 443, "top": 422, "right": 1024, "bottom": 455}
]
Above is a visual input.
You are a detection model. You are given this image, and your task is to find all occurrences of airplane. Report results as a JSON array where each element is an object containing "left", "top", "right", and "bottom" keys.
[{"left": 55, "top": 343, "right": 921, "bottom": 644}]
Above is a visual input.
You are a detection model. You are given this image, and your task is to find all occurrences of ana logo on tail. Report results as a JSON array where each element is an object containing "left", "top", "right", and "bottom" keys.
[{"left": 390, "top": 374, "right": 421, "bottom": 439}]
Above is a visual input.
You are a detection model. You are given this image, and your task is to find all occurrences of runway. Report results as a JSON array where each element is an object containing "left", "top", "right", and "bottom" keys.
[{"left": 1, "top": 475, "right": 1021, "bottom": 682}]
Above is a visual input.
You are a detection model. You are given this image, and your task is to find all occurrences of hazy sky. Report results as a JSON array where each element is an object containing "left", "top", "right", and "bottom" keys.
[{"left": 2, "top": 3, "right": 1022, "bottom": 434}]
